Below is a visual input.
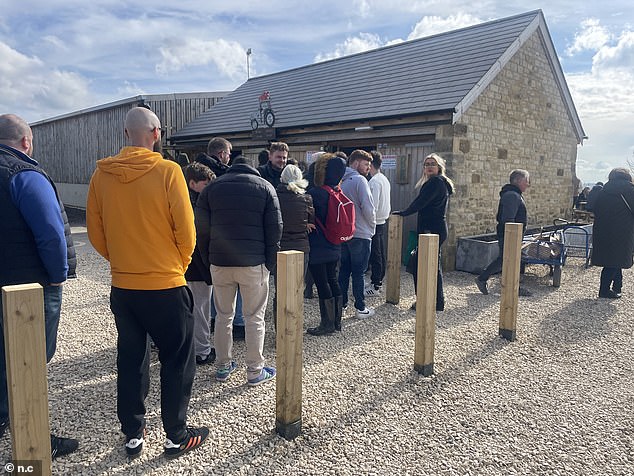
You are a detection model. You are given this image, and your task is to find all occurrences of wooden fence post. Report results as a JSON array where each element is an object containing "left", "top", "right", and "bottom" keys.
[
  {"left": 498, "top": 223, "right": 523, "bottom": 341},
  {"left": 275, "top": 251, "right": 304, "bottom": 440},
  {"left": 2, "top": 283, "right": 52, "bottom": 476},
  {"left": 386, "top": 215, "right": 403, "bottom": 304},
  {"left": 413, "top": 234, "right": 439, "bottom": 376}
]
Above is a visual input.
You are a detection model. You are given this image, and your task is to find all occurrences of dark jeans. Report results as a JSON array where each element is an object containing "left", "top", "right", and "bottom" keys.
[
  {"left": 478, "top": 240, "right": 504, "bottom": 283},
  {"left": 0, "top": 284, "right": 62, "bottom": 422},
  {"left": 110, "top": 286, "right": 195, "bottom": 442},
  {"left": 339, "top": 238, "right": 371, "bottom": 310},
  {"left": 600, "top": 267, "right": 623, "bottom": 293},
  {"left": 369, "top": 223, "right": 387, "bottom": 286},
  {"left": 309, "top": 261, "right": 341, "bottom": 300}
]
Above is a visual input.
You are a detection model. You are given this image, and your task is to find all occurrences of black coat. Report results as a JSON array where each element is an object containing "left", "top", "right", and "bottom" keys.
[
  {"left": 185, "top": 189, "right": 212, "bottom": 284},
  {"left": 591, "top": 177, "right": 634, "bottom": 269},
  {"left": 195, "top": 153, "right": 229, "bottom": 177},
  {"left": 195, "top": 163, "right": 282, "bottom": 270},
  {"left": 257, "top": 162, "right": 283, "bottom": 188},
  {"left": 399, "top": 176, "right": 452, "bottom": 244},
  {"left": 276, "top": 184, "right": 314, "bottom": 254}
]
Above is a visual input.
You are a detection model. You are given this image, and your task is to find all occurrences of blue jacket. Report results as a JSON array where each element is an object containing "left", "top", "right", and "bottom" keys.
[{"left": 0, "top": 144, "right": 74, "bottom": 285}]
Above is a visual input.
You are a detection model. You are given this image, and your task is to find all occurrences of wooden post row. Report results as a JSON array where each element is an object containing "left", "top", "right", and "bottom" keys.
[
  {"left": 498, "top": 223, "right": 523, "bottom": 341},
  {"left": 275, "top": 251, "right": 304, "bottom": 440},
  {"left": 385, "top": 215, "right": 403, "bottom": 305},
  {"left": 413, "top": 234, "right": 439, "bottom": 377},
  {"left": 2, "top": 283, "right": 52, "bottom": 476}
]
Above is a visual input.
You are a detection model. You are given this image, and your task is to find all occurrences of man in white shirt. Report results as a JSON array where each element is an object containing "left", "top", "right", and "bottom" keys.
[{"left": 366, "top": 151, "right": 391, "bottom": 295}]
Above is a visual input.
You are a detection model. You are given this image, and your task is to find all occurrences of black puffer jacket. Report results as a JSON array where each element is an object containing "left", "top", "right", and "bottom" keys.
[
  {"left": 495, "top": 183, "right": 527, "bottom": 240},
  {"left": 591, "top": 177, "right": 634, "bottom": 269},
  {"left": 276, "top": 184, "right": 314, "bottom": 254},
  {"left": 195, "top": 163, "right": 282, "bottom": 270}
]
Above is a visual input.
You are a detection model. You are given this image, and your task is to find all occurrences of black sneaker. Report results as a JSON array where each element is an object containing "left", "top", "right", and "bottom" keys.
[
  {"left": 50, "top": 434, "right": 79, "bottom": 459},
  {"left": 0, "top": 419, "right": 8, "bottom": 438},
  {"left": 475, "top": 278, "right": 489, "bottom": 295},
  {"left": 164, "top": 426, "right": 209, "bottom": 459},
  {"left": 196, "top": 348, "right": 216, "bottom": 365},
  {"left": 125, "top": 429, "right": 146, "bottom": 458}
]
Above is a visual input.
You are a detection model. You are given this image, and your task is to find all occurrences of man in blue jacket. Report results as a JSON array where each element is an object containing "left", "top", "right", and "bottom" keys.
[{"left": 0, "top": 114, "right": 78, "bottom": 458}]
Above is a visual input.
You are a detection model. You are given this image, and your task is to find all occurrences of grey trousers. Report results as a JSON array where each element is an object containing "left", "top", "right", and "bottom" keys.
[{"left": 187, "top": 281, "right": 212, "bottom": 359}]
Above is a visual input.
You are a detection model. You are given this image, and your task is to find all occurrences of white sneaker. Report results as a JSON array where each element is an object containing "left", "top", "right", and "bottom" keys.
[
  {"left": 364, "top": 285, "right": 382, "bottom": 297},
  {"left": 356, "top": 307, "right": 375, "bottom": 319}
]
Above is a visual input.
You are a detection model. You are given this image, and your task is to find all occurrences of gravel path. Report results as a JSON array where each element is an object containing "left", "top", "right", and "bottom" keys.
[{"left": 1, "top": 212, "right": 632, "bottom": 475}]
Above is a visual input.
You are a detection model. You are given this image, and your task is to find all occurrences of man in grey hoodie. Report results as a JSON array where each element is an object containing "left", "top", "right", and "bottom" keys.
[{"left": 338, "top": 150, "right": 377, "bottom": 318}]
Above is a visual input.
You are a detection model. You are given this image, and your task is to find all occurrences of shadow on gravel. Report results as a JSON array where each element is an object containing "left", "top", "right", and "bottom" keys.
[
  {"left": 191, "top": 335, "right": 511, "bottom": 475},
  {"left": 536, "top": 297, "right": 615, "bottom": 346}
]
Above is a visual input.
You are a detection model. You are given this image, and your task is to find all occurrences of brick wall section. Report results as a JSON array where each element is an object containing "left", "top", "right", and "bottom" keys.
[{"left": 440, "top": 32, "right": 579, "bottom": 269}]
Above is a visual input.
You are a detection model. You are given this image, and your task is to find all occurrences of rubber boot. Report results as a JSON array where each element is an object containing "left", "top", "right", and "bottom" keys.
[
  {"left": 307, "top": 297, "right": 336, "bottom": 336},
  {"left": 334, "top": 295, "right": 343, "bottom": 331}
]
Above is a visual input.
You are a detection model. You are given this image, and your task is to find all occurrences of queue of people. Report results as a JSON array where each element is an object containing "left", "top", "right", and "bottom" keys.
[{"left": 3, "top": 106, "right": 632, "bottom": 465}]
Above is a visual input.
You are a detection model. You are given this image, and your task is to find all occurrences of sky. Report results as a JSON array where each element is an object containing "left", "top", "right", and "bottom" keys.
[{"left": 1, "top": 1, "right": 633, "bottom": 184}]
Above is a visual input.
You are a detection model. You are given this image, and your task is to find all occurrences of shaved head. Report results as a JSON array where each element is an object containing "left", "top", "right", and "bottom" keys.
[
  {"left": 124, "top": 107, "right": 161, "bottom": 149},
  {"left": 0, "top": 114, "right": 34, "bottom": 154}
]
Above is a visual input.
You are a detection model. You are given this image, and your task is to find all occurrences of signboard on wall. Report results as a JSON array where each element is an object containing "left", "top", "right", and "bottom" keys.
[
  {"left": 381, "top": 154, "right": 397, "bottom": 169},
  {"left": 306, "top": 151, "right": 322, "bottom": 165}
]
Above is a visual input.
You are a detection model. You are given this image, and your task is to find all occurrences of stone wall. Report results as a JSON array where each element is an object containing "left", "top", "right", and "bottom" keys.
[{"left": 439, "top": 31, "right": 579, "bottom": 268}]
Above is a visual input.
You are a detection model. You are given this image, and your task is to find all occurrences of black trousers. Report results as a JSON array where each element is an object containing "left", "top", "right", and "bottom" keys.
[
  {"left": 369, "top": 222, "right": 387, "bottom": 286},
  {"left": 309, "top": 261, "right": 341, "bottom": 300},
  {"left": 478, "top": 240, "right": 504, "bottom": 282},
  {"left": 600, "top": 267, "right": 623, "bottom": 293},
  {"left": 110, "top": 286, "right": 195, "bottom": 442}
]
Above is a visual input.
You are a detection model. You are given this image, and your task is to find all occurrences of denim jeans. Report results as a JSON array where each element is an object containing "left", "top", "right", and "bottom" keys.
[
  {"left": 339, "top": 238, "right": 371, "bottom": 311},
  {"left": 0, "top": 284, "right": 62, "bottom": 422},
  {"left": 211, "top": 287, "right": 244, "bottom": 326}
]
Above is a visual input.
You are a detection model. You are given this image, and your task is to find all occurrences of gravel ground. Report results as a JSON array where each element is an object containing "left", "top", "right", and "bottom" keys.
[{"left": 2, "top": 210, "right": 633, "bottom": 475}]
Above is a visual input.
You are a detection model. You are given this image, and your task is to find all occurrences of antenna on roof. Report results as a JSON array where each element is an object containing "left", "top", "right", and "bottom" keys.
[{"left": 246, "top": 48, "right": 252, "bottom": 80}]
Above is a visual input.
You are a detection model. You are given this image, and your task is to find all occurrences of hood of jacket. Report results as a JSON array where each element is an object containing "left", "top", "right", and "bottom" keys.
[
  {"left": 313, "top": 155, "right": 346, "bottom": 187},
  {"left": 96, "top": 146, "right": 161, "bottom": 183},
  {"left": 499, "top": 183, "right": 522, "bottom": 197}
]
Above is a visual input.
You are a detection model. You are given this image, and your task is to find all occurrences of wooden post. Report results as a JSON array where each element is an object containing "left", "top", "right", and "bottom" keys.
[
  {"left": 413, "top": 234, "right": 439, "bottom": 376},
  {"left": 275, "top": 251, "right": 304, "bottom": 440},
  {"left": 385, "top": 215, "right": 403, "bottom": 304},
  {"left": 498, "top": 223, "right": 523, "bottom": 341},
  {"left": 2, "top": 284, "right": 52, "bottom": 476}
]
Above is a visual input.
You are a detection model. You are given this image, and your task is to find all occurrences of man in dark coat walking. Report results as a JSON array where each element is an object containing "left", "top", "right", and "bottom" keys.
[{"left": 475, "top": 169, "right": 532, "bottom": 297}]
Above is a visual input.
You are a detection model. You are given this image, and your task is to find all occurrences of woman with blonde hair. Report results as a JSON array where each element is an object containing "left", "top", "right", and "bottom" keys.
[{"left": 393, "top": 153, "right": 454, "bottom": 311}]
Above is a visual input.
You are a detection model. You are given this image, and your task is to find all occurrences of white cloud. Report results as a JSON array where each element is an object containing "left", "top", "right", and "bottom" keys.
[
  {"left": 314, "top": 32, "right": 384, "bottom": 62},
  {"left": 407, "top": 13, "right": 482, "bottom": 40},
  {"left": 566, "top": 18, "right": 611, "bottom": 56},
  {"left": 156, "top": 37, "right": 248, "bottom": 81},
  {"left": 0, "top": 41, "right": 92, "bottom": 121},
  {"left": 592, "top": 30, "right": 634, "bottom": 72}
]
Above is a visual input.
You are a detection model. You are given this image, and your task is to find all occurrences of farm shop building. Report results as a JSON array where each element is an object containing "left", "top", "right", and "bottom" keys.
[{"left": 170, "top": 10, "right": 586, "bottom": 269}]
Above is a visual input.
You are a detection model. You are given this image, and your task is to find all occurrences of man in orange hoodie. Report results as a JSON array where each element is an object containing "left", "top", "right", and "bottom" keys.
[{"left": 87, "top": 107, "right": 208, "bottom": 459}]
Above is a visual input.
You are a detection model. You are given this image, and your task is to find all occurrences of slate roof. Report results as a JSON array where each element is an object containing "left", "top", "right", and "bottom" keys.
[{"left": 173, "top": 10, "right": 585, "bottom": 142}]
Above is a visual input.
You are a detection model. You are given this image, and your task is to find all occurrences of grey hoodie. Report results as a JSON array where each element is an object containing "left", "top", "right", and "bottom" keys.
[{"left": 340, "top": 167, "right": 376, "bottom": 240}]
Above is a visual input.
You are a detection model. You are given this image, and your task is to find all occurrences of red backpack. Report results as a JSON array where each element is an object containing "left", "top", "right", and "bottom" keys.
[{"left": 315, "top": 185, "right": 355, "bottom": 244}]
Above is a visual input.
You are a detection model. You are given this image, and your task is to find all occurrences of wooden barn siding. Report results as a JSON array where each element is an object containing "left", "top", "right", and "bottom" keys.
[{"left": 33, "top": 96, "right": 223, "bottom": 184}]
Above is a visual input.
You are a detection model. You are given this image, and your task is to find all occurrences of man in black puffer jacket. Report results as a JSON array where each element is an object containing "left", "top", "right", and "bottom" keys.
[
  {"left": 0, "top": 114, "right": 78, "bottom": 458},
  {"left": 195, "top": 157, "right": 282, "bottom": 386}
]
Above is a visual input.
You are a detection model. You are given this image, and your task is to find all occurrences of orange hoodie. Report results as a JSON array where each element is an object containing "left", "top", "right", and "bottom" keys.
[{"left": 87, "top": 146, "right": 195, "bottom": 290}]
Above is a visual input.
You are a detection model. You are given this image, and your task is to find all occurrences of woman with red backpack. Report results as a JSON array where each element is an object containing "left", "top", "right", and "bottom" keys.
[{"left": 306, "top": 153, "right": 348, "bottom": 336}]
